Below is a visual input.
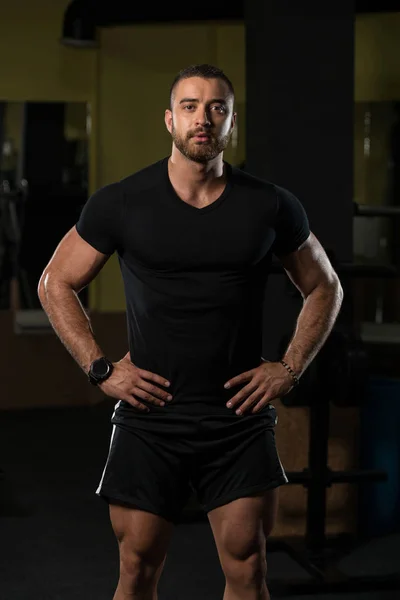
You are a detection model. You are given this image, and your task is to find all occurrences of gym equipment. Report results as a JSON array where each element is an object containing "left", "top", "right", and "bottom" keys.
[
  {"left": 264, "top": 222, "right": 400, "bottom": 595},
  {"left": 266, "top": 331, "right": 392, "bottom": 595}
]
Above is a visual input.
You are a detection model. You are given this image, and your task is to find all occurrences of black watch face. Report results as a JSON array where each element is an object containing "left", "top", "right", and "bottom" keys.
[{"left": 92, "top": 359, "right": 110, "bottom": 378}]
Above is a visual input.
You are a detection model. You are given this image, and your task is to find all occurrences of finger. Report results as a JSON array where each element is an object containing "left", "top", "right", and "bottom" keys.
[
  {"left": 132, "top": 385, "right": 170, "bottom": 407},
  {"left": 122, "top": 351, "right": 131, "bottom": 361},
  {"left": 224, "top": 369, "right": 255, "bottom": 389},
  {"left": 235, "top": 389, "right": 265, "bottom": 415},
  {"left": 138, "top": 380, "right": 173, "bottom": 404},
  {"left": 137, "top": 368, "right": 170, "bottom": 388},
  {"left": 123, "top": 395, "right": 150, "bottom": 412},
  {"left": 226, "top": 380, "right": 258, "bottom": 408},
  {"left": 250, "top": 395, "right": 271, "bottom": 414}
]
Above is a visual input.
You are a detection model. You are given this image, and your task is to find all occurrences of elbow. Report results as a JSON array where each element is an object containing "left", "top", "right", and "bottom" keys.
[
  {"left": 329, "top": 273, "right": 344, "bottom": 307},
  {"left": 338, "top": 279, "right": 344, "bottom": 303},
  {"left": 37, "top": 269, "right": 74, "bottom": 304},
  {"left": 315, "top": 273, "right": 343, "bottom": 304},
  {"left": 334, "top": 272, "right": 343, "bottom": 296},
  {"left": 37, "top": 270, "right": 48, "bottom": 304},
  {"left": 37, "top": 269, "right": 59, "bottom": 304},
  {"left": 307, "top": 273, "right": 343, "bottom": 302}
]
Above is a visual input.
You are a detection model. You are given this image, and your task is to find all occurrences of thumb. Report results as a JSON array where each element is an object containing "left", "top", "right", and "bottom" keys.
[{"left": 122, "top": 351, "right": 131, "bottom": 362}]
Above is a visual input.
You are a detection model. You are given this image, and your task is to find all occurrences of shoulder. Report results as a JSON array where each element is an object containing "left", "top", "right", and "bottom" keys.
[
  {"left": 273, "top": 184, "right": 306, "bottom": 217},
  {"left": 86, "top": 158, "right": 167, "bottom": 207},
  {"left": 88, "top": 180, "right": 121, "bottom": 203},
  {"left": 230, "top": 165, "right": 305, "bottom": 212},
  {"left": 119, "top": 158, "right": 167, "bottom": 195},
  {"left": 230, "top": 164, "right": 278, "bottom": 198}
]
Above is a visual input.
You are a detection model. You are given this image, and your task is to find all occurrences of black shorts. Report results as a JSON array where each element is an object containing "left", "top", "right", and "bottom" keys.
[{"left": 96, "top": 402, "right": 287, "bottom": 525}]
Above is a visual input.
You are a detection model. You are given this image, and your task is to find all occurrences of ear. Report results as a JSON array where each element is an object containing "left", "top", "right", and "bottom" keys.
[
  {"left": 165, "top": 109, "right": 173, "bottom": 134},
  {"left": 231, "top": 112, "right": 237, "bottom": 132},
  {"left": 231, "top": 113, "right": 237, "bottom": 131}
]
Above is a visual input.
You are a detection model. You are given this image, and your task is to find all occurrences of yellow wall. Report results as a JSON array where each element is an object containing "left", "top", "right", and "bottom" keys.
[
  {"left": 0, "top": 1, "right": 96, "bottom": 102},
  {"left": 0, "top": 1, "right": 245, "bottom": 313},
  {"left": 353, "top": 13, "right": 400, "bottom": 210},
  {"left": 0, "top": 0, "right": 98, "bottom": 305},
  {"left": 0, "top": 4, "right": 399, "bottom": 310},
  {"left": 64, "top": 102, "right": 88, "bottom": 140},
  {"left": 355, "top": 13, "right": 400, "bottom": 102},
  {"left": 93, "top": 23, "right": 246, "bottom": 311},
  {"left": 0, "top": 0, "right": 97, "bottom": 247},
  {"left": 96, "top": 13, "right": 400, "bottom": 311},
  {"left": 354, "top": 101, "right": 394, "bottom": 208}
]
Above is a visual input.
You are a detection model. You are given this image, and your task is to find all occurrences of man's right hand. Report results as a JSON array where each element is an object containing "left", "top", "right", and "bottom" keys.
[{"left": 98, "top": 352, "right": 172, "bottom": 412}]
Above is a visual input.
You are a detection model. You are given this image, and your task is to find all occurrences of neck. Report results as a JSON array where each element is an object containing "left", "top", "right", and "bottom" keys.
[{"left": 168, "top": 147, "right": 225, "bottom": 191}]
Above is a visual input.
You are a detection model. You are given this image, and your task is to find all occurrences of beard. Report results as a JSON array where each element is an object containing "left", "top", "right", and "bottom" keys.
[{"left": 171, "top": 124, "right": 231, "bottom": 164}]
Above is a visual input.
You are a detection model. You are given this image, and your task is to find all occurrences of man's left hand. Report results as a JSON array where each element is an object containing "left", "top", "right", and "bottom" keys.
[{"left": 224, "top": 361, "right": 294, "bottom": 415}]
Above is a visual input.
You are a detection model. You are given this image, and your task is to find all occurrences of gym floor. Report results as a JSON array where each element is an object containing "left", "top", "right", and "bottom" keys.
[{"left": 1, "top": 401, "right": 398, "bottom": 600}]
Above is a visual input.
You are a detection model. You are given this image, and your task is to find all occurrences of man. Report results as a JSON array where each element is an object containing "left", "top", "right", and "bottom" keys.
[{"left": 38, "top": 64, "right": 343, "bottom": 600}]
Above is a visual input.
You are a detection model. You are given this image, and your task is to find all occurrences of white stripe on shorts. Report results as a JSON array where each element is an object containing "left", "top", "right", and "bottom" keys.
[
  {"left": 277, "top": 450, "right": 289, "bottom": 483},
  {"left": 96, "top": 423, "right": 117, "bottom": 495},
  {"left": 112, "top": 399, "right": 121, "bottom": 420}
]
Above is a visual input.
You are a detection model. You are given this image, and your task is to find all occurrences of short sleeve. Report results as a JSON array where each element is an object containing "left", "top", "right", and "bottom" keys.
[
  {"left": 75, "top": 182, "right": 121, "bottom": 255},
  {"left": 272, "top": 185, "right": 310, "bottom": 257}
]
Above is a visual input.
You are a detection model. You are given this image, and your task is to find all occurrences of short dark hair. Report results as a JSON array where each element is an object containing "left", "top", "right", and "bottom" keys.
[{"left": 169, "top": 64, "right": 235, "bottom": 108}]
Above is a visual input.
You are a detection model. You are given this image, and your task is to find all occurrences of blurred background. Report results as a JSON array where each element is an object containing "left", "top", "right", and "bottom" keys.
[{"left": 0, "top": 1, "right": 400, "bottom": 599}]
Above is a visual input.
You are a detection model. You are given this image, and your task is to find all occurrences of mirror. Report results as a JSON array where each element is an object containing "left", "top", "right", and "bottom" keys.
[
  {"left": 354, "top": 100, "right": 400, "bottom": 264},
  {"left": 353, "top": 100, "right": 400, "bottom": 326},
  {"left": 0, "top": 101, "right": 89, "bottom": 316}
]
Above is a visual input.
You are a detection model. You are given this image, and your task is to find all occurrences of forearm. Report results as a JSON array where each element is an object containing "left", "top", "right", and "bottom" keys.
[
  {"left": 38, "top": 280, "right": 104, "bottom": 374},
  {"left": 282, "top": 279, "right": 343, "bottom": 377}
]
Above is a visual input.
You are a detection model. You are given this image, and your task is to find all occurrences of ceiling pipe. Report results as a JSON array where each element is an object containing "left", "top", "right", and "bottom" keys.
[
  {"left": 60, "top": 0, "right": 396, "bottom": 49},
  {"left": 61, "top": 0, "right": 98, "bottom": 48},
  {"left": 60, "top": 0, "right": 243, "bottom": 48}
]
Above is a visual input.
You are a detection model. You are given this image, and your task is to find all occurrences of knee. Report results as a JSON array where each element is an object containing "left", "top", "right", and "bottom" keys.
[
  {"left": 119, "top": 544, "right": 164, "bottom": 590},
  {"left": 223, "top": 547, "right": 267, "bottom": 588}
]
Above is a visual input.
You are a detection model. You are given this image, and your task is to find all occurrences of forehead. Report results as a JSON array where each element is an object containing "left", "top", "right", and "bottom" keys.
[{"left": 173, "top": 76, "right": 232, "bottom": 103}]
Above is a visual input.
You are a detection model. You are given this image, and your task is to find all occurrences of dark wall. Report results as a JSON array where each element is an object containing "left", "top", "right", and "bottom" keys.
[{"left": 245, "top": 3, "right": 355, "bottom": 358}]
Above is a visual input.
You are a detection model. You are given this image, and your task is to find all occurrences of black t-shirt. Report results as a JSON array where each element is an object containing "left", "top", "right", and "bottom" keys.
[{"left": 76, "top": 157, "right": 309, "bottom": 425}]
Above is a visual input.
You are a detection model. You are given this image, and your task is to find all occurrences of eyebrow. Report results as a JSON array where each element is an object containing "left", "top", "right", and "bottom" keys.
[{"left": 178, "top": 97, "right": 227, "bottom": 105}]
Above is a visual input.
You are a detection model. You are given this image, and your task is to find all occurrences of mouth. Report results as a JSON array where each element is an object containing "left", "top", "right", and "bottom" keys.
[{"left": 192, "top": 134, "right": 211, "bottom": 142}]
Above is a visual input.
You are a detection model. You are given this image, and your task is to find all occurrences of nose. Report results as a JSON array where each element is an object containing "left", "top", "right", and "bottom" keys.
[{"left": 195, "top": 108, "right": 211, "bottom": 127}]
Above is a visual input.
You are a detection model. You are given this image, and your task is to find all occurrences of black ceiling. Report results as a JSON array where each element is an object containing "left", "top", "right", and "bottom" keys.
[
  {"left": 61, "top": 0, "right": 400, "bottom": 47},
  {"left": 355, "top": 0, "right": 400, "bottom": 11},
  {"left": 78, "top": 0, "right": 400, "bottom": 27}
]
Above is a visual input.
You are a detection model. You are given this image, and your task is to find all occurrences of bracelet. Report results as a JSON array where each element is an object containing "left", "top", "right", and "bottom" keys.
[{"left": 279, "top": 360, "right": 299, "bottom": 387}]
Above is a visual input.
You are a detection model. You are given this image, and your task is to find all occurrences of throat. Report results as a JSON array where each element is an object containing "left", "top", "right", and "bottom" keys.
[{"left": 173, "top": 182, "right": 227, "bottom": 208}]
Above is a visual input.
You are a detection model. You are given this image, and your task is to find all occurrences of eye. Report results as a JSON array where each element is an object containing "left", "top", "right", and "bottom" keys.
[
  {"left": 212, "top": 105, "right": 227, "bottom": 114},
  {"left": 183, "top": 104, "right": 195, "bottom": 111}
]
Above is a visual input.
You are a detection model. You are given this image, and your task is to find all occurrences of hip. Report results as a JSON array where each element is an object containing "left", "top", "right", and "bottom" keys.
[{"left": 111, "top": 398, "right": 278, "bottom": 438}]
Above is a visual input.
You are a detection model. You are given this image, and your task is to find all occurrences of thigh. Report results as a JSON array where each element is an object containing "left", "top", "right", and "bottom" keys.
[
  {"left": 96, "top": 423, "right": 193, "bottom": 525},
  {"left": 110, "top": 502, "right": 174, "bottom": 569},
  {"left": 192, "top": 405, "right": 287, "bottom": 516},
  {"left": 207, "top": 488, "right": 279, "bottom": 564}
]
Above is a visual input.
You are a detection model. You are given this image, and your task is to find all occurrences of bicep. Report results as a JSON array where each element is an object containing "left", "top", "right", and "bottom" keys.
[
  {"left": 39, "top": 226, "right": 110, "bottom": 293},
  {"left": 278, "top": 232, "right": 339, "bottom": 298}
]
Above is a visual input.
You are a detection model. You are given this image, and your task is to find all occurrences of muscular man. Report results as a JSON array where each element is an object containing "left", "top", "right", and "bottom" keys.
[{"left": 38, "top": 64, "right": 343, "bottom": 600}]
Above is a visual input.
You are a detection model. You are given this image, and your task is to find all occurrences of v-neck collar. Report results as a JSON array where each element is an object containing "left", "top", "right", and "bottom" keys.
[{"left": 163, "top": 157, "right": 233, "bottom": 215}]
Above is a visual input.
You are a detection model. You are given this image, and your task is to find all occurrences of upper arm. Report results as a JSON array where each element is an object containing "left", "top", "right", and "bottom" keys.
[
  {"left": 39, "top": 181, "right": 121, "bottom": 294},
  {"left": 278, "top": 232, "right": 340, "bottom": 298},
  {"left": 271, "top": 185, "right": 339, "bottom": 297},
  {"left": 39, "top": 226, "right": 111, "bottom": 293},
  {"left": 271, "top": 185, "right": 310, "bottom": 258}
]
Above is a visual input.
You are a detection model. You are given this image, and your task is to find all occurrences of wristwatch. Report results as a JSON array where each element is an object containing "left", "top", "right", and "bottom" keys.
[{"left": 88, "top": 357, "right": 114, "bottom": 386}]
